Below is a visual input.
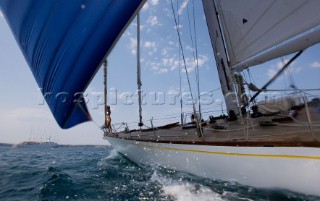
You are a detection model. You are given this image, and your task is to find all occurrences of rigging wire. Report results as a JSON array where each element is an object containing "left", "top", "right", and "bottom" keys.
[
  {"left": 192, "top": 0, "right": 202, "bottom": 121},
  {"left": 177, "top": 0, "right": 184, "bottom": 126},
  {"left": 186, "top": 0, "right": 202, "bottom": 120},
  {"left": 170, "top": 0, "right": 202, "bottom": 136},
  {"left": 170, "top": 0, "right": 195, "bottom": 109}
]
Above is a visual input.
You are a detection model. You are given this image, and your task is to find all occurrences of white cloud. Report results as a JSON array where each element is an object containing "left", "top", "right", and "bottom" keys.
[
  {"left": 158, "top": 68, "right": 169, "bottom": 73},
  {"left": 142, "top": 2, "right": 150, "bottom": 11},
  {"left": 267, "top": 60, "right": 301, "bottom": 79},
  {"left": 185, "top": 55, "right": 208, "bottom": 73},
  {"left": 138, "top": 0, "right": 158, "bottom": 12},
  {"left": 311, "top": 61, "right": 320, "bottom": 68},
  {"left": 174, "top": 24, "right": 183, "bottom": 30},
  {"left": 178, "top": 0, "right": 189, "bottom": 15},
  {"left": 147, "top": 16, "right": 158, "bottom": 26},
  {"left": 147, "top": 54, "right": 208, "bottom": 74},
  {"left": 267, "top": 60, "right": 287, "bottom": 77},
  {"left": 150, "top": 0, "right": 159, "bottom": 6},
  {"left": 276, "top": 59, "right": 295, "bottom": 69},
  {"left": 0, "top": 11, "right": 3, "bottom": 18},
  {"left": 129, "top": 37, "right": 137, "bottom": 55},
  {"left": 144, "top": 41, "right": 156, "bottom": 48}
]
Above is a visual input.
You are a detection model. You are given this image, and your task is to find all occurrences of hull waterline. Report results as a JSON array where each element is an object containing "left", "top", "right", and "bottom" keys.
[{"left": 106, "top": 136, "right": 320, "bottom": 197}]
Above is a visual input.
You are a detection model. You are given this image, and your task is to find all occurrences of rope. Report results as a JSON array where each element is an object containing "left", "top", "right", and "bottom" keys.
[
  {"left": 192, "top": 0, "right": 201, "bottom": 121},
  {"left": 186, "top": 0, "right": 202, "bottom": 120},
  {"left": 170, "top": 0, "right": 195, "bottom": 104}
]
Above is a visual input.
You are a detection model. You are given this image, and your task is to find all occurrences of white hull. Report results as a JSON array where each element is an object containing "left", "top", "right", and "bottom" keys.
[{"left": 107, "top": 137, "right": 320, "bottom": 196}]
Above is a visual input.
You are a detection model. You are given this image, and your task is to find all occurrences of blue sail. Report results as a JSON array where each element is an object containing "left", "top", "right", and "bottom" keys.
[{"left": 0, "top": 0, "right": 145, "bottom": 128}]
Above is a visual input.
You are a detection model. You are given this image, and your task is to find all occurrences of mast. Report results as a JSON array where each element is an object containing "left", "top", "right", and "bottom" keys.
[
  {"left": 103, "top": 60, "right": 108, "bottom": 124},
  {"left": 137, "top": 13, "right": 143, "bottom": 128},
  {"left": 202, "top": 0, "right": 239, "bottom": 115},
  {"left": 103, "top": 60, "right": 112, "bottom": 134}
]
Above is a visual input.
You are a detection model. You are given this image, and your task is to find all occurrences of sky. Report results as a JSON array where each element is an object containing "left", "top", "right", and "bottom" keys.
[{"left": 0, "top": 0, "right": 319, "bottom": 145}]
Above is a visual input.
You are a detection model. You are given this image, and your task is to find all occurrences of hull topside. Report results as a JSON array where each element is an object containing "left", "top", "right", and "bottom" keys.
[{"left": 106, "top": 136, "right": 320, "bottom": 197}]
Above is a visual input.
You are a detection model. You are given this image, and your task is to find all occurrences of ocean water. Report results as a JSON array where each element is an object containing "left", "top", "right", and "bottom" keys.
[{"left": 0, "top": 145, "right": 319, "bottom": 201}]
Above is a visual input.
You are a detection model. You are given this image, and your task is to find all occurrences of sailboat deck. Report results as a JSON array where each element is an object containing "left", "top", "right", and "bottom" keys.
[{"left": 110, "top": 106, "right": 320, "bottom": 147}]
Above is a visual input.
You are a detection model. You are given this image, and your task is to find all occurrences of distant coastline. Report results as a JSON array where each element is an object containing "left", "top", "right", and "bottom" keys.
[
  {"left": 0, "top": 143, "right": 13, "bottom": 147},
  {"left": 0, "top": 142, "right": 109, "bottom": 148}
]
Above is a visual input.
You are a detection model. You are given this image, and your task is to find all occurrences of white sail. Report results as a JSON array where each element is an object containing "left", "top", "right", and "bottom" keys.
[
  {"left": 234, "top": 28, "right": 320, "bottom": 71},
  {"left": 207, "top": 0, "right": 320, "bottom": 69}
]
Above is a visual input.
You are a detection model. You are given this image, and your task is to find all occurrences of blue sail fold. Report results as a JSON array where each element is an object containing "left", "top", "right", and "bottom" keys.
[{"left": 0, "top": 0, "right": 144, "bottom": 128}]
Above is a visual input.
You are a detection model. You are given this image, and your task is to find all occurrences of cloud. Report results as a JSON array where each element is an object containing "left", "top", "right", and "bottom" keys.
[
  {"left": 148, "top": 54, "right": 208, "bottom": 74},
  {"left": 141, "top": 0, "right": 159, "bottom": 12},
  {"left": 267, "top": 59, "right": 287, "bottom": 78},
  {"left": 147, "top": 16, "right": 158, "bottom": 26},
  {"left": 158, "top": 68, "right": 169, "bottom": 73},
  {"left": 267, "top": 60, "right": 301, "bottom": 79},
  {"left": 129, "top": 37, "right": 137, "bottom": 55},
  {"left": 276, "top": 59, "right": 292, "bottom": 69},
  {"left": 311, "top": 61, "right": 320, "bottom": 68},
  {"left": 0, "top": 11, "right": 3, "bottom": 18},
  {"left": 144, "top": 41, "right": 156, "bottom": 48},
  {"left": 150, "top": 0, "right": 159, "bottom": 6},
  {"left": 178, "top": 0, "right": 189, "bottom": 15},
  {"left": 144, "top": 41, "right": 157, "bottom": 56},
  {"left": 174, "top": 24, "right": 183, "bottom": 30},
  {"left": 142, "top": 2, "right": 149, "bottom": 11},
  {"left": 185, "top": 55, "right": 209, "bottom": 72}
]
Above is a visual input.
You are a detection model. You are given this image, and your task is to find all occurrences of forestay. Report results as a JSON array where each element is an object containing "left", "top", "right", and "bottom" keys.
[{"left": 0, "top": 0, "right": 145, "bottom": 128}]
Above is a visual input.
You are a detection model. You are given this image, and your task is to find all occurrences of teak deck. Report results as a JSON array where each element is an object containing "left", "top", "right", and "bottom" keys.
[{"left": 109, "top": 106, "right": 320, "bottom": 148}]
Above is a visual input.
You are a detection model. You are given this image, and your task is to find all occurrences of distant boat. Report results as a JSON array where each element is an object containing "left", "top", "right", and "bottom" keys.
[{"left": 13, "top": 141, "right": 58, "bottom": 148}]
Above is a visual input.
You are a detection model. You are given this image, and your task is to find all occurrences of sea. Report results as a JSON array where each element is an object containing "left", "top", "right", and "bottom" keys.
[{"left": 0, "top": 144, "right": 319, "bottom": 201}]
